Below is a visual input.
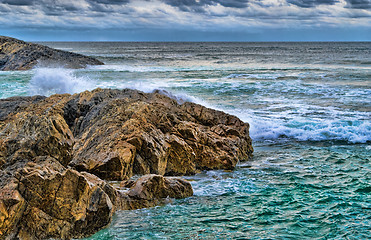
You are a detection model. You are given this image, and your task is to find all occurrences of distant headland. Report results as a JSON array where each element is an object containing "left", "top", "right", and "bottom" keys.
[{"left": 0, "top": 36, "right": 103, "bottom": 71}]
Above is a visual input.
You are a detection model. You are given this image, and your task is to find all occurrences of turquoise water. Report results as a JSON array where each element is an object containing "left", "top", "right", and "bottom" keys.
[
  {"left": 0, "top": 42, "right": 370, "bottom": 239},
  {"left": 89, "top": 142, "right": 371, "bottom": 239}
]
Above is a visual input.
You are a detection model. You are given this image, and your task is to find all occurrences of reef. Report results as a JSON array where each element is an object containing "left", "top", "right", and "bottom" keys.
[
  {"left": 0, "top": 36, "right": 103, "bottom": 71},
  {"left": 0, "top": 88, "right": 253, "bottom": 239}
]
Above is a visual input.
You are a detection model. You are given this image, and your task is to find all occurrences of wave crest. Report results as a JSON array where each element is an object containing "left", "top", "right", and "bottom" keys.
[
  {"left": 29, "top": 68, "right": 94, "bottom": 96},
  {"left": 247, "top": 117, "right": 371, "bottom": 144}
]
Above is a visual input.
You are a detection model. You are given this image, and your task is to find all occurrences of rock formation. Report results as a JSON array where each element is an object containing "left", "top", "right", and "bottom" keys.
[
  {"left": 0, "top": 88, "right": 253, "bottom": 239},
  {"left": 0, "top": 36, "right": 103, "bottom": 71}
]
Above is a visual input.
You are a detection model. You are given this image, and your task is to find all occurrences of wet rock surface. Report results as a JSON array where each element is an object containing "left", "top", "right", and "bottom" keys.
[
  {"left": 0, "top": 36, "right": 103, "bottom": 71},
  {"left": 0, "top": 88, "right": 253, "bottom": 239}
]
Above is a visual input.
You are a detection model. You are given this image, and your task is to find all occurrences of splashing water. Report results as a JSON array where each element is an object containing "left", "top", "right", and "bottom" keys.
[{"left": 29, "top": 68, "right": 95, "bottom": 96}]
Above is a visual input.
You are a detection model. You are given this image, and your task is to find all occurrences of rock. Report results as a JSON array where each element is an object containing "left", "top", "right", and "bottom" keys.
[
  {"left": 119, "top": 174, "right": 193, "bottom": 209},
  {"left": 64, "top": 89, "right": 253, "bottom": 180},
  {"left": 0, "top": 179, "right": 26, "bottom": 239},
  {"left": 0, "top": 88, "right": 253, "bottom": 178},
  {"left": 0, "top": 36, "right": 103, "bottom": 71},
  {"left": 0, "top": 88, "right": 253, "bottom": 239},
  {"left": 0, "top": 156, "right": 115, "bottom": 239},
  {"left": 0, "top": 159, "right": 192, "bottom": 239}
]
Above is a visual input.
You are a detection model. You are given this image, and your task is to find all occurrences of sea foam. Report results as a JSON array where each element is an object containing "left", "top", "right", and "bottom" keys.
[
  {"left": 29, "top": 68, "right": 94, "bottom": 96},
  {"left": 241, "top": 114, "right": 371, "bottom": 144}
]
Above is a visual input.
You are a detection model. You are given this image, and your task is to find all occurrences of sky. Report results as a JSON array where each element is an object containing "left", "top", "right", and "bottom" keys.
[{"left": 0, "top": 0, "right": 370, "bottom": 41}]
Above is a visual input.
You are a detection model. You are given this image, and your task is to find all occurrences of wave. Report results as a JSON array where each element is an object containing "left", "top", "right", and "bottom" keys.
[
  {"left": 89, "top": 65, "right": 176, "bottom": 72},
  {"left": 88, "top": 65, "right": 218, "bottom": 73},
  {"left": 242, "top": 115, "right": 371, "bottom": 144},
  {"left": 27, "top": 68, "right": 210, "bottom": 107},
  {"left": 29, "top": 68, "right": 95, "bottom": 96},
  {"left": 26, "top": 68, "right": 370, "bottom": 144}
]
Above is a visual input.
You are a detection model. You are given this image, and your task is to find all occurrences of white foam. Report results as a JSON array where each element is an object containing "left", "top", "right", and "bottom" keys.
[
  {"left": 88, "top": 64, "right": 227, "bottom": 72},
  {"left": 238, "top": 113, "right": 371, "bottom": 144},
  {"left": 25, "top": 67, "right": 371, "bottom": 144},
  {"left": 29, "top": 68, "right": 95, "bottom": 96},
  {"left": 89, "top": 65, "right": 175, "bottom": 72}
]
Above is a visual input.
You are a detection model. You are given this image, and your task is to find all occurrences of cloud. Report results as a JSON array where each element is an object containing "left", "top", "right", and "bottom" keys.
[
  {"left": 162, "top": 0, "right": 248, "bottom": 12},
  {"left": 346, "top": 0, "right": 371, "bottom": 8},
  {"left": 212, "top": 0, "right": 249, "bottom": 8},
  {"left": 88, "top": 0, "right": 130, "bottom": 4},
  {"left": 0, "top": 0, "right": 36, "bottom": 6},
  {"left": 287, "top": 0, "right": 338, "bottom": 8},
  {"left": 0, "top": 0, "right": 370, "bottom": 41}
]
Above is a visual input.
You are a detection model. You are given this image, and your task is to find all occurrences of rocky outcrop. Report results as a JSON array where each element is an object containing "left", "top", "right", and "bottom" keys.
[
  {"left": 0, "top": 88, "right": 253, "bottom": 239},
  {"left": 0, "top": 157, "right": 192, "bottom": 239},
  {"left": 0, "top": 36, "right": 103, "bottom": 71}
]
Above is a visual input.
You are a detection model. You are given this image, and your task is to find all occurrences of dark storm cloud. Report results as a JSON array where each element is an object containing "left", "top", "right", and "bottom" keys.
[
  {"left": 346, "top": 0, "right": 371, "bottom": 9},
  {"left": 0, "top": 0, "right": 36, "bottom": 6},
  {"left": 215, "top": 0, "right": 248, "bottom": 8},
  {"left": 163, "top": 0, "right": 248, "bottom": 12},
  {"left": 40, "top": 1, "right": 82, "bottom": 16},
  {"left": 88, "top": 0, "right": 130, "bottom": 5},
  {"left": 287, "top": 0, "right": 338, "bottom": 8}
]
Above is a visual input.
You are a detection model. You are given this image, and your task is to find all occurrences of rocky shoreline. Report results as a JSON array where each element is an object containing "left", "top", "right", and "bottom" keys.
[
  {"left": 0, "top": 36, "right": 103, "bottom": 71},
  {"left": 0, "top": 88, "right": 253, "bottom": 239}
]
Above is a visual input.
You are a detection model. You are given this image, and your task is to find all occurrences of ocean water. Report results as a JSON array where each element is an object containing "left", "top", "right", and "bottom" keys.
[{"left": 1, "top": 42, "right": 370, "bottom": 239}]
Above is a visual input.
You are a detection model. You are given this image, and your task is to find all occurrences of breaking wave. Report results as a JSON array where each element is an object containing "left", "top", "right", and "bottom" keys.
[
  {"left": 238, "top": 113, "right": 371, "bottom": 144},
  {"left": 29, "top": 68, "right": 95, "bottom": 96}
]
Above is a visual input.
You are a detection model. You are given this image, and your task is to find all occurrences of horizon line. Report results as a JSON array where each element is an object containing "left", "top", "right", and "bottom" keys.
[{"left": 34, "top": 40, "right": 371, "bottom": 43}]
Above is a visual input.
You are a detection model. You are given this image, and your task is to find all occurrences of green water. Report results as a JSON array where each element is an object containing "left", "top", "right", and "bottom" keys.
[{"left": 87, "top": 142, "right": 370, "bottom": 239}]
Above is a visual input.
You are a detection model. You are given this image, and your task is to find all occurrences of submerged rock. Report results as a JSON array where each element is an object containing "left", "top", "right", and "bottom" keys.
[
  {"left": 0, "top": 88, "right": 253, "bottom": 239},
  {"left": 0, "top": 36, "right": 103, "bottom": 71}
]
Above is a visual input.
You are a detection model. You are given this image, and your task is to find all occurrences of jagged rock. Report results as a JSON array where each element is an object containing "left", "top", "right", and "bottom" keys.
[
  {"left": 119, "top": 174, "right": 193, "bottom": 209},
  {"left": 0, "top": 36, "right": 103, "bottom": 71},
  {"left": 63, "top": 89, "right": 253, "bottom": 180},
  {"left": 0, "top": 88, "right": 253, "bottom": 179},
  {"left": 0, "top": 88, "right": 253, "bottom": 239},
  {"left": 0, "top": 156, "right": 115, "bottom": 239},
  {"left": 0, "top": 159, "right": 193, "bottom": 239}
]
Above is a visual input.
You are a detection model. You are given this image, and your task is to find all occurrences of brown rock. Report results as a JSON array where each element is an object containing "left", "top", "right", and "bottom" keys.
[
  {"left": 0, "top": 181, "right": 26, "bottom": 239},
  {"left": 0, "top": 88, "right": 252, "bottom": 179},
  {"left": 63, "top": 88, "right": 253, "bottom": 179},
  {"left": 1, "top": 156, "right": 115, "bottom": 239},
  {"left": 119, "top": 174, "right": 193, "bottom": 210},
  {"left": 0, "top": 88, "right": 252, "bottom": 239},
  {"left": 0, "top": 36, "right": 103, "bottom": 71}
]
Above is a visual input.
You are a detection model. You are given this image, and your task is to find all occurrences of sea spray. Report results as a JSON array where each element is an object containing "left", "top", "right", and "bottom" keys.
[
  {"left": 226, "top": 109, "right": 371, "bottom": 144},
  {"left": 29, "top": 68, "right": 95, "bottom": 96}
]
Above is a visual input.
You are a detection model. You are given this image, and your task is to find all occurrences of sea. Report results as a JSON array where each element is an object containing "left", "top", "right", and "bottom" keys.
[{"left": 0, "top": 42, "right": 370, "bottom": 239}]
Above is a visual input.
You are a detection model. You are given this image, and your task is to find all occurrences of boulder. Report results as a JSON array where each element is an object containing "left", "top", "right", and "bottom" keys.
[
  {"left": 0, "top": 36, "right": 103, "bottom": 71},
  {"left": 119, "top": 174, "right": 193, "bottom": 209}
]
